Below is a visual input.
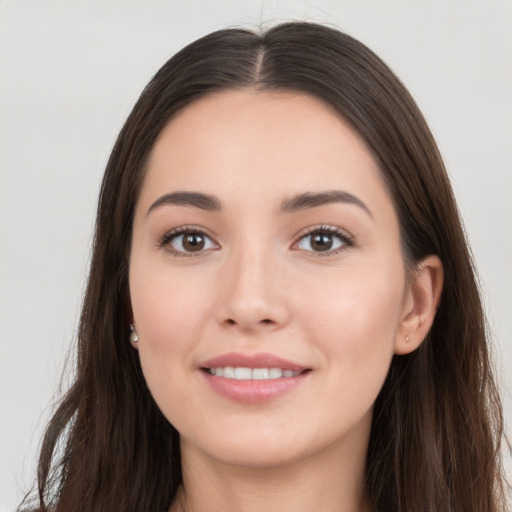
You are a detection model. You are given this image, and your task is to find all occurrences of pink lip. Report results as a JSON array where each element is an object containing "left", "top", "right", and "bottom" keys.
[
  {"left": 198, "top": 352, "right": 311, "bottom": 404},
  {"left": 200, "top": 352, "right": 307, "bottom": 372}
]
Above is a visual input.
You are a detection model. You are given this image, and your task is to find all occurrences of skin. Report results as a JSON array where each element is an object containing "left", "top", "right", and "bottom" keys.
[{"left": 129, "top": 90, "right": 443, "bottom": 512}]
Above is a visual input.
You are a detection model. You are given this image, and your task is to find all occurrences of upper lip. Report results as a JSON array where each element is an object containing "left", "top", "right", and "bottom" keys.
[{"left": 200, "top": 352, "right": 308, "bottom": 372}]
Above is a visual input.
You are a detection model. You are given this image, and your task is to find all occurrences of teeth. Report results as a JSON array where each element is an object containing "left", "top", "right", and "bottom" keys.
[
  {"left": 222, "top": 366, "right": 235, "bottom": 378},
  {"left": 269, "top": 368, "right": 283, "bottom": 378},
  {"left": 209, "top": 367, "right": 301, "bottom": 380},
  {"left": 252, "top": 368, "right": 269, "bottom": 380},
  {"left": 234, "top": 367, "right": 252, "bottom": 380}
]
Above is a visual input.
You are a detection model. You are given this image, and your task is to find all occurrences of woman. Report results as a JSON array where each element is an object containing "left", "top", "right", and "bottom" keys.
[{"left": 22, "top": 22, "right": 507, "bottom": 512}]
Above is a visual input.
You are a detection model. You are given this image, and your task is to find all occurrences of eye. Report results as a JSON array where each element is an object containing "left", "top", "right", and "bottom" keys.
[
  {"left": 160, "top": 227, "right": 218, "bottom": 256},
  {"left": 294, "top": 227, "right": 352, "bottom": 254}
]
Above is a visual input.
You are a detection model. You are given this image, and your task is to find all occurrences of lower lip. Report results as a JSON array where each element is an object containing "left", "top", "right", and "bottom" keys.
[{"left": 200, "top": 370, "right": 309, "bottom": 404}]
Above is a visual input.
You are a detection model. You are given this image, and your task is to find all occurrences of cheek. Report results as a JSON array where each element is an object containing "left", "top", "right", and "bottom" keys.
[
  {"left": 298, "top": 263, "right": 404, "bottom": 378},
  {"left": 129, "top": 259, "right": 213, "bottom": 397},
  {"left": 131, "top": 268, "right": 209, "bottom": 348},
  {"left": 130, "top": 271, "right": 209, "bottom": 426}
]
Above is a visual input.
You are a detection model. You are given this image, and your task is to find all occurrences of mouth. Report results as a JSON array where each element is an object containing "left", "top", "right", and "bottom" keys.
[
  {"left": 202, "top": 367, "right": 307, "bottom": 380},
  {"left": 198, "top": 352, "right": 311, "bottom": 404}
]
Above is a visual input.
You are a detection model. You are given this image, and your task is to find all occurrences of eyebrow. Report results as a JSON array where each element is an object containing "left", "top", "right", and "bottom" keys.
[
  {"left": 281, "top": 190, "right": 373, "bottom": 218},
  {"left": 146, "top": 189, "right": 372, "bottom": 218},
  {"left": 147, "top": 191, "right": 221, "bottom": 216}
]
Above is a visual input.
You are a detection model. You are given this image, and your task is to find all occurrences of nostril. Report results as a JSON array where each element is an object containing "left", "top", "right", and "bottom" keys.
[
  {"left": 224, "top": 318, "right": 274, "bottom": 327},
  {"left": 221, "top": 317, "right": 279, "bottom": 332}
]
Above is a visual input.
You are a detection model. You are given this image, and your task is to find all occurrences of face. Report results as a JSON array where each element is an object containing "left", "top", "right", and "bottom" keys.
[{"left": 129, "top": 90, "right": 411, "bottom": 469}]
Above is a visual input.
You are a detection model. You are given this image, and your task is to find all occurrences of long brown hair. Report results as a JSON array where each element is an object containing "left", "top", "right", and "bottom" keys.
[{"left": 22, "top": 22, "right": 507, "bottom": 512}]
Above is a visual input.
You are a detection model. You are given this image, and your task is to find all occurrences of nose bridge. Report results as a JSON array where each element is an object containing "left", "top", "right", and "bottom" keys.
[{"left": 216, "top": 234, "right": 288, "bottom": 330}]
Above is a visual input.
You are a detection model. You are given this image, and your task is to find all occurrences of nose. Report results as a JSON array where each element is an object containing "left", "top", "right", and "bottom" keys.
[{"left": 214, "top": 242, "right": 290, "bottom": 333}]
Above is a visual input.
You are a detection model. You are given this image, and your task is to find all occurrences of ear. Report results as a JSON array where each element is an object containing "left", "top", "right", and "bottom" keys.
[{"left": 394, "top": 255, "right": 444, "bottom": 355}]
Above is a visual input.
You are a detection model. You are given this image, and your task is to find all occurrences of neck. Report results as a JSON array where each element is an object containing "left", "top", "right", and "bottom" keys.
[{"left": 171, "top": 431, "right": 370, "bottom": 512}]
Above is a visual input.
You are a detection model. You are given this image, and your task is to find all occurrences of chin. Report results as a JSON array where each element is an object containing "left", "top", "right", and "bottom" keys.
[
  {"left": 193, "top": 441, "right": 307, "bottom": 469},
  {"left": 179, "top": 422, "right": 345, "bottom": 471}
]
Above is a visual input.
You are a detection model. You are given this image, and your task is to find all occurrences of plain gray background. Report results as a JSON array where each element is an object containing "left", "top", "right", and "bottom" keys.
[{"left": 1, "top": 1, "right": 511, "bottom": 509}]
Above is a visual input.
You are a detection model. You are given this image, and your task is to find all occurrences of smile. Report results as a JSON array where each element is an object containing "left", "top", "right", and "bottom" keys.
[
  {"left": 206, "top": 367, "right": 303, "bottom": 379},
  {"left": 199, "top": 352, "right": 310, "bottom": 403}
]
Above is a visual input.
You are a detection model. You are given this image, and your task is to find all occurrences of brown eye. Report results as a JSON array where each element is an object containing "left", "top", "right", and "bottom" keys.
[
  {"left": 167, "top": 230, "right": 217, "bottom": 254},
  {"left": 295, "top": 228, "right": 350, "bottom": 254},
  {"left": 310, "top": 233, "right": 334, "bottom": 251},
  {"left": 182, "top": 233, "right": 205, "bottom": 252}
]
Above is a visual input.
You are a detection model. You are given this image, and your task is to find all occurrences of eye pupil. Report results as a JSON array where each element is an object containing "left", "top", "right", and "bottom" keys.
[
  {"left": 311, "top": 233, "right": 333, "bottom": 251},
  {"left": 182, "top": 233, "right": 205, "bottom": 252}
]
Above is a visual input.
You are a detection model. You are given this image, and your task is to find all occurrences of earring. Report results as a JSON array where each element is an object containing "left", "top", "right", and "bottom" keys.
[
  {"left": 129, "top": 324, "right": 139, "bottom": 343},
  {"left": 405, "top": 335, "right": 410, "bottom": 343}
]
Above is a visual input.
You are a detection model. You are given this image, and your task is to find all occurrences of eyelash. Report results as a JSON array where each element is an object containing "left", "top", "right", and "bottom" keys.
[
  {"left": 293, "top": 225, "right": 354, "bottom": 256},
  {"left": 158, "top": 224, "right": 354, "bottom": 257},
  {"left": 158, "top": 225, "right": 218, "bottom": 258}
]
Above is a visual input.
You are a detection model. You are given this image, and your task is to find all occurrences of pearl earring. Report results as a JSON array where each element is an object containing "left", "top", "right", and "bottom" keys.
[
  {"left": 405, "top": 335, "right": 410, "bottom": 343},
  {"left": 129, "top": 324, "right": 139, "bottom": 343}
]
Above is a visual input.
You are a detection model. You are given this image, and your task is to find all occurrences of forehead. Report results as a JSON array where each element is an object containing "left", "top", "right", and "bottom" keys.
[{"left": 139, "top": 89, "right": 394, "bottom": 218}]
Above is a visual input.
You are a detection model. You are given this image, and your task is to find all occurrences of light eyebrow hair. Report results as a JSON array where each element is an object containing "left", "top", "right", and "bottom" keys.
[
  {"left": 146, "top": 191, "right": 221, "bottom": 216},
  {"left": 280, "top": 190, "right": 373, "bottom": 218}
]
